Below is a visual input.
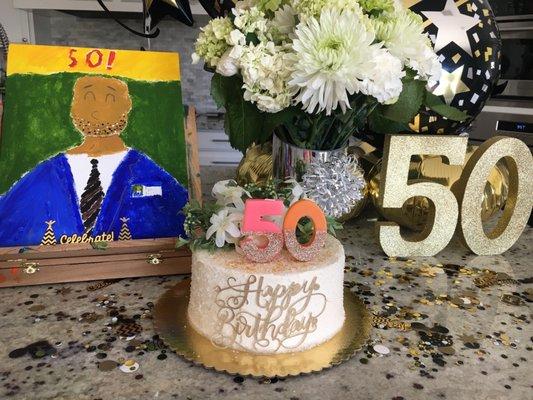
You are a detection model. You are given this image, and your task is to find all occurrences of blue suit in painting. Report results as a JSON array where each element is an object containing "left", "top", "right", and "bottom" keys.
[{"left": 0, "top": 149, "right": 188, "bottom": 247}]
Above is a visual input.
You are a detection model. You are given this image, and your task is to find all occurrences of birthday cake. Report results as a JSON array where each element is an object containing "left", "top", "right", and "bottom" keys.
[
  {"left": 181, "top": 180, "right": 346, "bottom": 354},
  {"left": 187, "top": 234, "right": 345, "bottom": 354}
]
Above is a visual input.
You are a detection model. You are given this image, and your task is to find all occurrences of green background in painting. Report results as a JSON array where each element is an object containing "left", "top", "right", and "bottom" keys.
[{"left": 0, "top": 72, "right": 187, "bottom": 195}]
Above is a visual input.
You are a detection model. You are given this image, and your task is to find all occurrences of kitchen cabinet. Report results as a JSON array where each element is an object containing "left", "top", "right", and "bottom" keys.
[{"left": 0, "top": 2, "right": 34, "bottom": 44}]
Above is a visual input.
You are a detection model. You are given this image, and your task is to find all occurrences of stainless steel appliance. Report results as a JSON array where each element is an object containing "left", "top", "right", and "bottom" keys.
[
  {"left": 495, "top": 19, "right": 533, "bottom": 99},
  {"left": 491, "top": 0, "right": 533, "bottom": 21},
  {"left": 470, "top": 98, "right": 533, "bottom": 146},
  {"left": 469, "top": 2, "right": 533, "bottom": 146}
]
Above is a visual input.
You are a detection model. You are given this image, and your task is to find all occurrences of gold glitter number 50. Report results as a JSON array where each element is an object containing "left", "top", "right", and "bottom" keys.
[
  {"left": 376, "top": 135, "right": 468, "bottom": 257},
  {"left": 377, "top": 135, "right": 533, "bottom": 257},
  {"left": 454, "top": 136, "right": 533, "bottom": 255}
]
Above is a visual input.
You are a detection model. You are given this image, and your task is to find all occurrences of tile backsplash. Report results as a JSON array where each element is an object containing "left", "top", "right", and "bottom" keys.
[{"left": 32, "top": 10, "right": 217, "bottom": 114}]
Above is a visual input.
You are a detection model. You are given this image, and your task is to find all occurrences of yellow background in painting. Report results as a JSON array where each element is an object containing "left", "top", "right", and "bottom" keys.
[{"left": 7, "top": 44, "right": 181, "bottom": 82}]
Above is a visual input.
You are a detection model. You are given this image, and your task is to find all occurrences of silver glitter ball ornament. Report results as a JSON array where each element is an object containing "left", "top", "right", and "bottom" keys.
[{"left": 301, "top": 154, "right": 366, "bottom": 220}]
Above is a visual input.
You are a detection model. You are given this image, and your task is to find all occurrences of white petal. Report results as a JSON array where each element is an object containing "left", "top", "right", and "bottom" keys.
[
  {"left": 226, "top": 224, "right": 241, "bottom": 238},
  {"left": 215, "top": 231, "right": 226, "bottom": 248},
  {"left": 206, "top": 225, "right": 217, "bottom": 240}
]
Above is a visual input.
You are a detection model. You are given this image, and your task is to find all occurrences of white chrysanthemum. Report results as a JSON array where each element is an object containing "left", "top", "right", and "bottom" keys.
[
  {"left": 360, "top": 49, "right": 405, "bottom": 104},
  {"left": 240, "top": 42, "right": 294, "bottom": 113},
  {"left": 289, "top": 9, "right": 383, "bottom": 114},
  {"left": 373, "top": 10, "right": 442, "bottom": 84},
  {"left": 268, "top": 4, "right": 297, "bottom": 43}
]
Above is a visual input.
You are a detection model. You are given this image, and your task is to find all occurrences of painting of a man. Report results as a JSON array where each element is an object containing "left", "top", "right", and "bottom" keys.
[{"left": 0, "top": 75, "right": 188, "bottom": 246}]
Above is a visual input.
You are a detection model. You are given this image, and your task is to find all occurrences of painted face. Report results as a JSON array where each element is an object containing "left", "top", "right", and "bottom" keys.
[{"left": 71, "top": 76, "right": 132, "bottom": 137}]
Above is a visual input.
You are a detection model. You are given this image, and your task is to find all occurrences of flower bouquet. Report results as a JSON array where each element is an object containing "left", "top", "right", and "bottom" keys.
[
  {"left": 178, "top": 179, "right": 341, "bottom": 250},
  {"left": 193, "top": 0, "right": 467, "bottom": 152}
]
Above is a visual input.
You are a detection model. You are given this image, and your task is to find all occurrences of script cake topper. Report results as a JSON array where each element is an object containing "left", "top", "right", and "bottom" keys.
[{"left": 213, "top": 275, "right": 327, "bottom": 352}]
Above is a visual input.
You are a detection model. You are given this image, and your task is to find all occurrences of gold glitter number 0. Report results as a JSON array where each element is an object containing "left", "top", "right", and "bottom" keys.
[
  {"left": 376, "top": 135, "right": 468, "bottom": 257},
  {"left": 454, "top": 136, "right": 533, "bottom": 255},
  {"left": 377, "top": 135, "right": 533, "bottom": 257}
]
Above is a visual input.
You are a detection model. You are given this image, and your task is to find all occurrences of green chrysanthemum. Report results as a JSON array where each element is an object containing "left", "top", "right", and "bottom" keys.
[
  {"left": 359, "top": 0, "right": 395, "bottom": 15},
  {"left": 292, "top": 0, "right": 363, "bottom": 18}
]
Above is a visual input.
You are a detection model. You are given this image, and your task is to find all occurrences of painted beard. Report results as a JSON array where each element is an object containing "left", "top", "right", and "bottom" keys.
[{"left": 72, "top": 114, "right": 128, "bottom": 137}]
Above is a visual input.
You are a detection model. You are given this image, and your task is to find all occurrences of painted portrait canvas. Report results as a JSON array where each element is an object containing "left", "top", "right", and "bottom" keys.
[{"left": 0, "top": 44, "right": 189, "bottom": 247}]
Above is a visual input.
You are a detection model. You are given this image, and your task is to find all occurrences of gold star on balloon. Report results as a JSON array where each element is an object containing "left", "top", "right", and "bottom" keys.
[
  {"left": 422, "top": 0, "right": 479, "bottom": 56},
  {"left": 432, "top": 65, "right": 470, "bottom": 105},
  {"left": 402, "top": 0, "right": 423, "bottom": 8}
]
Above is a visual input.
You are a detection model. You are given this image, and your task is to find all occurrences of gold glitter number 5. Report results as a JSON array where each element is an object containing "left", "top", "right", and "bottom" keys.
[
  {"left": 377, "top": 135, "right": 533, "bottom": 257},
  {"left": 376, "top": 135, "right": 468, "bottom": 257},
  {"left": 454, "top": 136, "right": 533, "bottom": 255}
]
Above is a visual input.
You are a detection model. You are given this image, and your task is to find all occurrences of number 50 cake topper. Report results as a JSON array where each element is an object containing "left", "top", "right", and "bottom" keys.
[{"left": 241, "top": 199, "right": 327, "bottom": 263}]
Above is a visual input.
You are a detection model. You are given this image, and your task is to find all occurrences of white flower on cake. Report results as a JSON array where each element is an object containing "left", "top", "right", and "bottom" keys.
[
  {"left": 285, "top": 179, "right": 305, "bottom": 205},
  {"left": 206, "top": 208, "right": 243, "bottom": 248},
  {"left": 289, "top": 9, "right": 385, "bottom": 114},
  {"left": 212, "top": 180, "right": 250, "bottom": 210}
]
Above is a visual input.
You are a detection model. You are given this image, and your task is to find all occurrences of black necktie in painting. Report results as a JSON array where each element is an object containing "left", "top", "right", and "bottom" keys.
[{"left": 80, "top": 159, "right": 104, "bottom": 235}]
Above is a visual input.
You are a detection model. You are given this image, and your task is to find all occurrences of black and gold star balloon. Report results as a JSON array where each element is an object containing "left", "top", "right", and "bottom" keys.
[
  {"left": 147, "top": 0, "right": 194, "bottom": 28},
  {"left": 405, "top": 0, "right": 502, "bottom": 135},
  {"left": 199, "top": 0, "right": 236, "bottom": 18}
]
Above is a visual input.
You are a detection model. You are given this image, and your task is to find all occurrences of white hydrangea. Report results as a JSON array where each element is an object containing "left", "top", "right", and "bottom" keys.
[
  {"left": 215, "top": 50, "right": 239, "bottom": 76},
  {"left": 192, "top": 17, "right": 234, "bottom": 67},
  {"left": 372, "top": 10, "right": 442, "bottom": 84},
  {"left": 240, "top": 41, "right": 294, "bottom": 113},
  {"left": 233, "top": 5, "right": 269, "bottom": 42}
]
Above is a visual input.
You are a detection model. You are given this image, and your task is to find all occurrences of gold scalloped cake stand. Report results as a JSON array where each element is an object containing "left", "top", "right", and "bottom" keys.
[{"left": 153, "top": 279, "right": 372, "bottom": 378}]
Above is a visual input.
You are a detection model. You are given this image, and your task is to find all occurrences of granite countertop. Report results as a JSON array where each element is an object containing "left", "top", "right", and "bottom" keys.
[{"left": 0, "top": 170, "right": 531, "bottom": 400}]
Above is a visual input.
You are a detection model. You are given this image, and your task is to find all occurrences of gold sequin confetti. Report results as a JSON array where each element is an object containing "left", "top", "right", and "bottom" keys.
[
  {"left": 87, "top": 280, "right": 119, "bottom": 291},
  {"left": 371, "top": 315, "right": 411, "bottom": 331},
  {"left": 119, "top": 359, "right": 140, "bottom": 373}
]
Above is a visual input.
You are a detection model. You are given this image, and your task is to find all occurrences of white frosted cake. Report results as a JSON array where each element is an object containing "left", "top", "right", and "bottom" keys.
[{"left": 187, "top": 234, "right": 345, "bottom": 354}]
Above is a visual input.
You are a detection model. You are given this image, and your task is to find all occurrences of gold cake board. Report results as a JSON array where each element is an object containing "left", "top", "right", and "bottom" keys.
[{"left": 153, "top": 280, "right": 372, "bottom": 378}]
